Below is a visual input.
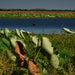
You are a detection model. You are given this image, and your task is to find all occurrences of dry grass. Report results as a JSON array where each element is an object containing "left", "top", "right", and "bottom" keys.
[
  {"left": 0, "top": 10, "right": 75, "bottom": 14},
  {"left": 0, "top": 51, "right": 16, "bottom": 75}
]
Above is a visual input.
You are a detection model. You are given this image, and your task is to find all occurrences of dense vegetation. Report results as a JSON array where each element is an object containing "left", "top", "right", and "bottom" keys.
[
  {"left": 0, "top": 12, "right": 75, "bottom": 19},
  {"left": 0, "top": 10, "right": 75, "bottom": 18},
  {"left": 0, "top": 28, "right": 75, "bottom": 75}
]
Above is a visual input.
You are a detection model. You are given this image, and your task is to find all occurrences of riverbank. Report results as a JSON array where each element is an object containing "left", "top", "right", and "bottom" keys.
[{"left": 0, "top": 11, "right": 75, "bottom": 19}]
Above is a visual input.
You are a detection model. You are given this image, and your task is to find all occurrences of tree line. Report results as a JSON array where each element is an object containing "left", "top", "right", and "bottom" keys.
[{"left": 0, "top": 8, "right": 75, "bottom": 12}]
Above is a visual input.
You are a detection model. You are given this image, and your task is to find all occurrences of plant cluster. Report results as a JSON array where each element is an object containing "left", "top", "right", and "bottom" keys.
[{"left": 0, "top": 28, "right": 75, "bottom": 75}]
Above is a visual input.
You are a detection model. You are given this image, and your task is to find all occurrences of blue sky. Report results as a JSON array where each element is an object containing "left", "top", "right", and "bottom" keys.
[{"left": 0, "top": 0, "right": 75, "bottom": 10}]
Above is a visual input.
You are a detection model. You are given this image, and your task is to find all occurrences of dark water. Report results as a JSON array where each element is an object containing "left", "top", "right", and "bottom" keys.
[{"left": 0, "top": 19, "right": 75, "bottom": 34}]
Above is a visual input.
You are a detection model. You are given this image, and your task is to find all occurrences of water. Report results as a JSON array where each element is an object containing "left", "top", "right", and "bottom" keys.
[{"left": 0, "top": 18, "right": 75, "bottom": 34}]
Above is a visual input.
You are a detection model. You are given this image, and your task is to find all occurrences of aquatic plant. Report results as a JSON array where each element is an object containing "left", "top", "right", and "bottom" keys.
[
  {"left": 31, "top": 36, "right": 59, "bottom": 68},
  {"left": 31, "top": 35, "right": 39, "bottom": 47},
  {"left": 63, "top": 27, "right": 75, "bottom": 34},
  {"left": 50, "top": 54, "right": 59, "bottom": 68},
  {"left": 42, "top": 37, "right": 53, "bottom": 55},
  {"left": 0, "top": 28, "right": 75, "bottom": 74}
]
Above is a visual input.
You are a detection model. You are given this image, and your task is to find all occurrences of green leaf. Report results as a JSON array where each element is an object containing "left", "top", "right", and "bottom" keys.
[
  {"left": 2, "top": 38, "right": 10, "bottom": 47},
  {"left": 0, "top": 42, "right": 8, "bottom": 51}
]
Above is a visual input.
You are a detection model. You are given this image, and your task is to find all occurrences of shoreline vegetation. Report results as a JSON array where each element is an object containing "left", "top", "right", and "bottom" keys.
[
  {"left": 0, "top": 10, "right": 75, "bottom": 19},
  {"left": 0, "top": 28, "right": 75, "bottom": 75}
]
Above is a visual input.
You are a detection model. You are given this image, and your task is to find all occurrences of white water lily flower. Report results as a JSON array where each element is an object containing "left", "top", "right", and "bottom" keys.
[
  {"left": 63, "top": 27, "right": 70, "bottom": 32},
  {"left": 30, "top": 35, "right": 41, "bottom": 47},
  {"left": 63, "top": 27, "right": 75, "bottom": 34},
  {"left": 50, "top": 54, "right": 59, "bottom": 68},
  {"left": 31, "top": 36, "right": 39, "bottom": 47},
  {"left": 42, "top": 37, "right": 53, "bottom": 55},
  {"left": 15, "top": 29, "right": 21, "bottom": 37}
]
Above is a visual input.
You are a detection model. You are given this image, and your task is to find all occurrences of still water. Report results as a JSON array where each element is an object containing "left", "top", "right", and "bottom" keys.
[{"left": 0, "top": 19, "right": 75, "bottom": 34}]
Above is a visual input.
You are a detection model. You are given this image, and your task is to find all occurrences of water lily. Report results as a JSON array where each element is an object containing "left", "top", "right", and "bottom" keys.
[
  {"left": 15, "top": 29, "right": 21, "bottom": 37},
  {"left": 31, "top": 36, "right": 39, "bottom": 46},
  {"left": 63, "top": 27, "right": 75, "bottom": 34},
  {"left": 42, "top": 37, "right": 53, "bottom": 55},
  {"left": 50, "top": 54, "right": 59, "bottom": 68}
]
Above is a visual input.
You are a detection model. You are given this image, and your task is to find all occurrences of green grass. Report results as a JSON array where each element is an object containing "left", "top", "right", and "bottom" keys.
[
  {"left": 0, "top": 13, "right": 75, "bottom": 19},
  {"left": 0, "top": 30, "right": 75, "bottom": 75}
]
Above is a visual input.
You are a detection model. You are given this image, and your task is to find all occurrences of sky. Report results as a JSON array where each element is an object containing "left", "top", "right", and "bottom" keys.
[{"left": 0, "top": 0, "right": 75, "bottom": 10}]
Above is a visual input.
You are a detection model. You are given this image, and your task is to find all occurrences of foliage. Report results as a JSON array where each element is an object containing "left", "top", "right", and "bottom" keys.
[
  {"left": 0, "top": 12, "right": 75, "bottom": 19},
  {"left": 0, "top": 29, "right": 75, "bottom": 75},
  {"left": 59, "top": 50, "right": 72, "bottom": 65}
]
